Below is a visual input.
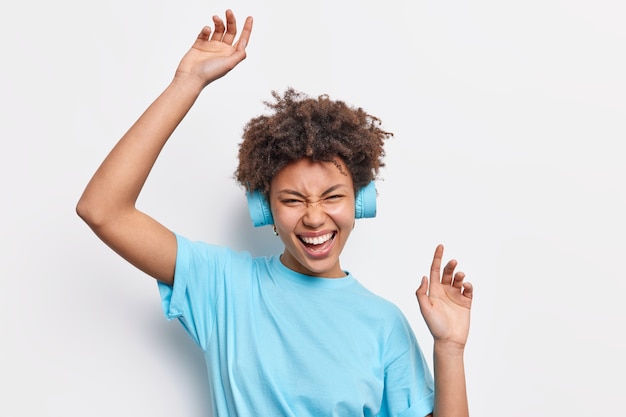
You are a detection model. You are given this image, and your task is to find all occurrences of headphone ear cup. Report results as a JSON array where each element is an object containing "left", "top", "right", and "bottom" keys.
[
  {"left": 246, "top": 189, "right": 274, "bottom": 227},
  {"left": 355, "top": 181, "right": 377, "bottom": 219}
]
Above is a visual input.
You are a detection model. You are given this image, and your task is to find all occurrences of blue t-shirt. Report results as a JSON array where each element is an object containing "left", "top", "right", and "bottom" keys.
[{"left": 158, "top": 234, "right": 434, "bottom": 417}]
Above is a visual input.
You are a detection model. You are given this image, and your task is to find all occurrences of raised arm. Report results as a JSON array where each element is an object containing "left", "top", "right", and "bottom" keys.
[
  {"left": 76, "top": 10, "right": 253, "bottom": 285},
  {"left": 415, "top": 244, "right": 474, "bottom": 417}
]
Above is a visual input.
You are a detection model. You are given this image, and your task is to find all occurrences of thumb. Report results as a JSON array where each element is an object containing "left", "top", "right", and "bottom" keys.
[{"left": 415, "top": 276, "right": 428, "bottom": 304}]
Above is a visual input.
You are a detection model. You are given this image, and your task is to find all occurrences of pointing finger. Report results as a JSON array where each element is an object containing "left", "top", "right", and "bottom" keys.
[
  {"left": 234, "top": 16, "right": 253, "bottom": 51},
  {"left": 430, "top": 244, "right": 444, "bottom": 284}
]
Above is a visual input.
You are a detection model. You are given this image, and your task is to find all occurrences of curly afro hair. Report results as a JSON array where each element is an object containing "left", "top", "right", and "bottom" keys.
[{"left": 235, "top": 88, "right": 393, "bottom": 195}]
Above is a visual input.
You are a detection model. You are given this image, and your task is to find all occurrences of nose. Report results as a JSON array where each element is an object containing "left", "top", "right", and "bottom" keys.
[{"left": 302, "top": 200, "right": 326, "bottom": 228}]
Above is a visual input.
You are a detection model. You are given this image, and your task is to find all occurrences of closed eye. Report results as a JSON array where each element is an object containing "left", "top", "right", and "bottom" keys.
[
  {"left": 282, "top": 199, "right": 305, "bottom": 206},
  {"left": 324, "top": 194, "right": 345, "bottom": 202}
]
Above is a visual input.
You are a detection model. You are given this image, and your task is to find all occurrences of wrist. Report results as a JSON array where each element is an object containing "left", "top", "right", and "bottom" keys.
[
  {"left": 171, "top": 71, "right": 207, "bottom": 95},
  {"left": 433, "top": 340, "right": 466, "bottom": 358}
]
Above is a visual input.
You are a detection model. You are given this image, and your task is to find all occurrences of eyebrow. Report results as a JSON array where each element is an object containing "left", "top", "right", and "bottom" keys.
[{"left": 275, "top": 184, "right": 348, "bottom": 199}]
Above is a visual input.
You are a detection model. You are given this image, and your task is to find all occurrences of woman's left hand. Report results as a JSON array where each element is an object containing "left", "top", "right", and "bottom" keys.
[{"left": 415, "top": 244, "right": 473, "bottom": 350}]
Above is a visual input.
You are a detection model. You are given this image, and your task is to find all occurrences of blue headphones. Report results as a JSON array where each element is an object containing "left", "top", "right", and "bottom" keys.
[{"left": 246, "top": 181, "right": 377, "bottom": 227}]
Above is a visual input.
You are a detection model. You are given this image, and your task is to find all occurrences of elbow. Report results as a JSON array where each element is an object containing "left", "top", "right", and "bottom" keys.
[
  {"left": 76, "top": 193, "right": 134, "bottom": 230},
  {"left": 75, "top": 196, "right": 94, "bottom": 226},
  {"left": 75, "top": 195, "right": 106, "bottom": 229}
]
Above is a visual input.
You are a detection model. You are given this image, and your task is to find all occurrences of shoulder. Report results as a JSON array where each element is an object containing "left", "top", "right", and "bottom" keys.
[
  {"left": 349, "top": 278, "right": 406, "bottom": 317},
  {"left": 174, "top": 233, "right": 269, "bottom": 277},
  {"left": 175, "top": 233, "right": 255, "bottom": 260}
]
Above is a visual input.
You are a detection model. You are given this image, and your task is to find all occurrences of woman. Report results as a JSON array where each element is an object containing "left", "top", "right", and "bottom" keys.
[{"left": 76, "top": 9, "right": 473, "bottom": 416}]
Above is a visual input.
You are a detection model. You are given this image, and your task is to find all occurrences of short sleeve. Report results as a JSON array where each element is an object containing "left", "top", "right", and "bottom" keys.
[
  {"left": 379, "top": 313, "right": 435, "bottom": 417},
  {"left": 157, "top": 233, "right": 229, "bottom": 350}
]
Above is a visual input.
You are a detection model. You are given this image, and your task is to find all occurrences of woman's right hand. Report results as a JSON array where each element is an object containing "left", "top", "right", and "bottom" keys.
[{"left": 175, "top": 9, "right": 253, "bottom": 88}]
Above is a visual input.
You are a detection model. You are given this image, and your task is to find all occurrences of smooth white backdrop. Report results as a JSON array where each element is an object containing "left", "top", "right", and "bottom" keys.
[{"left": 1, "top": 0, "right": 624, "bottom": 415}]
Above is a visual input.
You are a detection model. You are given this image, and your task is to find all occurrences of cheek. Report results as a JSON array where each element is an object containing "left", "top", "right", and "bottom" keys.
[
  {"left": 329, "top": 204, "right": 356, "bottom": 227},
  {"left": 340, "top": 214, "right": 356, "bottom": 229},
  {"left": 271, "top": 207, "right": 299, "bottom": 229}
]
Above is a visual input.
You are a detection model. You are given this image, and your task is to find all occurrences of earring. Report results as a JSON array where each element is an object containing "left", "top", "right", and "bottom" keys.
[{"left": 273, "top": 225, "right": 278, "bottom": 236}]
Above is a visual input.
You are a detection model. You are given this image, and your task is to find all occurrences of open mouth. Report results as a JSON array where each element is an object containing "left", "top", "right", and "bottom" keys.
[{"left": 299, "top": 232, "right": 336, "bottom": 252}]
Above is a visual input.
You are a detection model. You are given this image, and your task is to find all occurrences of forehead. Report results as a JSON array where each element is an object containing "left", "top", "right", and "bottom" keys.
[{"left": 271, "top": 158, "right": 353, "bottom": 191}]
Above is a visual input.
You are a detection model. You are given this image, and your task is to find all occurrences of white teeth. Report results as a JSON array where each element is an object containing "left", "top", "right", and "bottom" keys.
[{"left": 300, "top": 233, "right": 333, "bottom": 245}]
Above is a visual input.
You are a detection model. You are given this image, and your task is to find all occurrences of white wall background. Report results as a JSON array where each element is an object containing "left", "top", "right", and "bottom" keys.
[{"left": 1, "top": 0, "right": 624, "bottom": 415}]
